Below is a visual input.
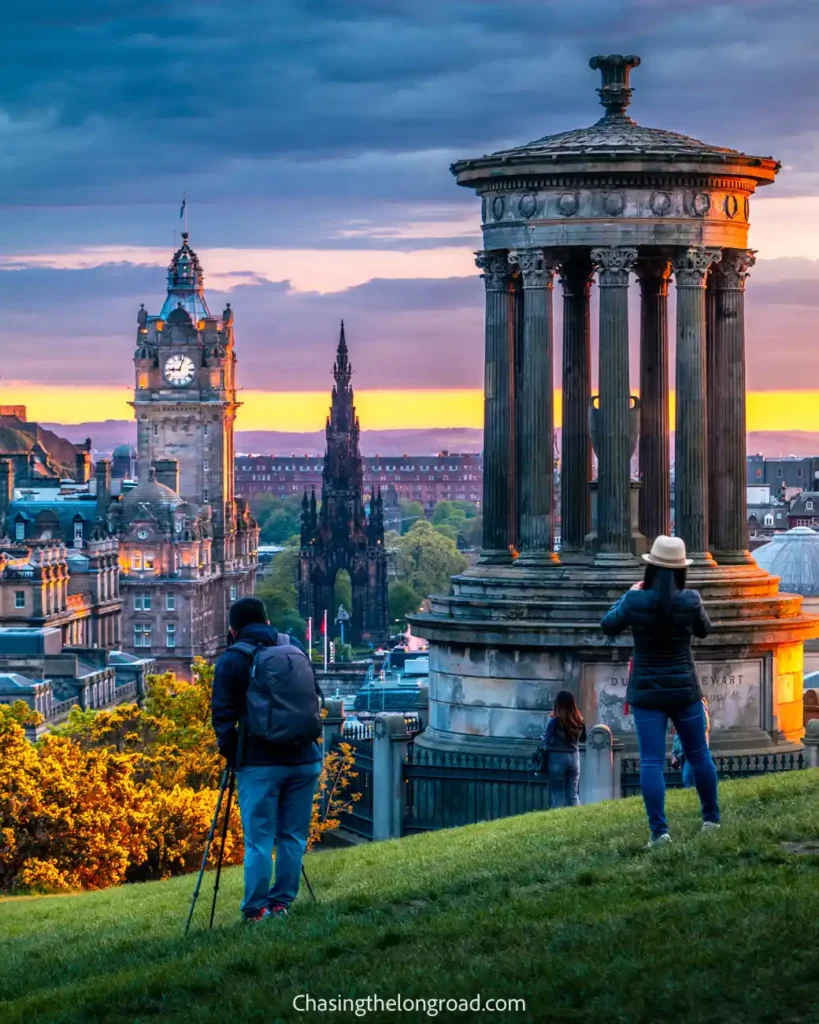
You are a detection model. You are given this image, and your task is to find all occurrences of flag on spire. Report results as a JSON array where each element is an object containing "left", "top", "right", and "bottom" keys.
[{"left": 179, "top": 196, "right": 187, "bottom": 220}]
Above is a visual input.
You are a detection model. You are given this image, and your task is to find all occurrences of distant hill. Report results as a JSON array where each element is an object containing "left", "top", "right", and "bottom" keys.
[
  {"left": 39, "top": 420, "right": 819, "bottom": 460},
  {"left": 42, "top": 421, "right": 485, "bottom": 457}
]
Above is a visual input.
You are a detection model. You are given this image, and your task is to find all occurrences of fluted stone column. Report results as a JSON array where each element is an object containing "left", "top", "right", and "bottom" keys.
[
  {"left": 591, "top": 246, "right": 637, "bottom": 562},
  {"left": 476, "top": 250, "right": 516, "bottom": 564},
  {"left": 508, "top": 249, "right": 559, "bottom": 566},
  {"left": 559, "top": 255, "right": 594, "bottom": 556},
  {"left": 635, "top": 257, "right": 671, "bottom": 542},
  {"left": 672, "top": 247, "right": 722, "bottom": 562},
  {"left": 709, "top": 249, "right": 756, "bottom": 563}
]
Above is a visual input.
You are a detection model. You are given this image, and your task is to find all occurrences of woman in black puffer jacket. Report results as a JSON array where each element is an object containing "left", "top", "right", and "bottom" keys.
[{"left": 601, "top": 535, "right": 720, "bottom": 846}]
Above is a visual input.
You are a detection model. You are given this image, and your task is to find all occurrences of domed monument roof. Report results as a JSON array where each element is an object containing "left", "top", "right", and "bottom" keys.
[
  {"left": 452, "top": 54, "right": 779, "bottom": 186},
  {"left": 112, "top": 443, "right": 137, "bottom": 458},
  {"left": 754, "top": 528, "right": 819, "bottom": 597}
]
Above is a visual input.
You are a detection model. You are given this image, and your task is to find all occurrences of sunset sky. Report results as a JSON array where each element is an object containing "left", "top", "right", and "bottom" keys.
[{"left": 2, "top": 2, "right": 819, "bottom": 433}]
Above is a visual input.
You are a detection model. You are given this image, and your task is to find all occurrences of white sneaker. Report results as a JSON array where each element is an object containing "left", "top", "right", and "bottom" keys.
[
  {"left": 647, "top": 832, "right": 672, "bottom": 848},
  {"left": 702, "top": 822, "right": 721, "bottom": 834}
]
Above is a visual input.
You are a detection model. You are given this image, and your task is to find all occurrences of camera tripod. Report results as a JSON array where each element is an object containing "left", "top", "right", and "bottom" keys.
[{"left": 184, "top": 767, "right": 316, "bottom": 936}]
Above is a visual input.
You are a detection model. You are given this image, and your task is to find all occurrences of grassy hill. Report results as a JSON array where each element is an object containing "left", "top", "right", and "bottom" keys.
[{"left": 3, "top": 772, "right": 819, "bottom": 1023}]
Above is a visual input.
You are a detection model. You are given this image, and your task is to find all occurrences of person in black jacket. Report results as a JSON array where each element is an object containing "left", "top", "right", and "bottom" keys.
[
  {"left": 212, "top": 597, "right": 322, "bottom": 922},
  {"left": 601, "top": 536, "right": 720, "bottom": 845},
  {"left": 542, "top": 690, "right": 586, "bottom": 808}
]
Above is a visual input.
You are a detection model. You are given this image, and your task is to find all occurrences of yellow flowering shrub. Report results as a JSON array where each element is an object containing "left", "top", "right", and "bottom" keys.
[{"left": 0, "top": 659, "right": 358, "bottom": 894}]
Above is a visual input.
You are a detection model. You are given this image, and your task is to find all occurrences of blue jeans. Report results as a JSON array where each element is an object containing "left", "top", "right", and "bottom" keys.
[
  {"left": 236, "top": 761, "right": 322, "bottom": 917},
  {"left": 548, "top": 751, "right": 581, "bottom": 809},
  {"left": 633, "top": 701, "right": 720, "bottom": 838}
]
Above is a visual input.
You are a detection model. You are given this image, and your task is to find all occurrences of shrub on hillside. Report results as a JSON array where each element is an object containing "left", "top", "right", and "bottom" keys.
[{"left": 0, "top": 659, "right": 358, "bottom": 894}]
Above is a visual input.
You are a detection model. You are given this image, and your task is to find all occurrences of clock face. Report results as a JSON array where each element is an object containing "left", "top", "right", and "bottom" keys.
[{"left": 164, "top": 354, "right": 196, "bottom": 387}]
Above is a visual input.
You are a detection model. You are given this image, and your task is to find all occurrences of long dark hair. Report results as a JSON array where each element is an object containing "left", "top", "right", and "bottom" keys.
[
  {"left": 643, "top": 563, "right": 687, "bottom": 624},
  {"left": 553, "top": 690, "right": 584, "bottom": 743}
]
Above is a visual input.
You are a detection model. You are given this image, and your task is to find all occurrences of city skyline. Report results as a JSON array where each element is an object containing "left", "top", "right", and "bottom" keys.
[{"left": 3, "top": 3, "right": 819, "bottom": 430}]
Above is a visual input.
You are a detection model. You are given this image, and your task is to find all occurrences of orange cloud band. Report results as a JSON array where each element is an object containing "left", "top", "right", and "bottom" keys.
[{"left": 2, "top": 383, "right": 817, "bottom": 434}]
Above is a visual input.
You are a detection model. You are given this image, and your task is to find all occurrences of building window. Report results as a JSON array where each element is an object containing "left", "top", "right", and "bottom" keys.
[
  {"left": 203, "top": 489, "right": 209, "bottom": 503},
  {"left": 153, "top": 423, "right": 158, "bottom": 436},
  {"left": 15, "top": 591, "right": 25, "bottom": 609},
  {"left": 230, "top": 585, "right": 238, "bottom": 601},
  {"left": 15, "top": 520, "right": 24, "bottom": 541},
  {"left": 73, "top": 519, "right": 84, "bottom": 546},
  {"left": 166, "top": 593, "right": 175, "bottom": 611},
  {"left": 204, "top": 423, "right": 209, "bottom": 436},
  {"left": 134, "top": 624, "right": 152, "bottom": 648},
  {"left": 131, "top": 551, "right": 142, "bottom": 570},
  {"left": 166, "top": 623, "right": 176, "bottom": 649},
  {"left": 144, "top": 552, "right": 156, "bottom": 570},
  {"left": 134, "top": 594, "right": 152, "bottom": 611},
  {"left": 807, "top": 502, "right": 815, "bottom": 511},
  {"left": 133, "top": 595, "right": 141, "bottom": 610},
  {"left": 764, "top": 514, "right": 774, "bottom": 527},
  {"left": 203, "top": 459, "right": 209, "bottom": 472}
]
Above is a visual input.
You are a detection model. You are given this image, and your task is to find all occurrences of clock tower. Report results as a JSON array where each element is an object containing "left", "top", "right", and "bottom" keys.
[{"left": 133, "top": 232, "right": 237, "bottom": 563}]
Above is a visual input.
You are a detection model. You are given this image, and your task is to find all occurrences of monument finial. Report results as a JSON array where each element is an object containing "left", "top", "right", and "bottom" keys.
[{"left": 589, "top": 54, "right": 641, "bottom": 120}]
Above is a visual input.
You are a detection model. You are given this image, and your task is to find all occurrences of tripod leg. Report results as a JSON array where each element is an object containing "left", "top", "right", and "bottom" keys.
[
  {"left": 209, "top": 768, "right": 236, "bottom": 929},
  {"left": 185, "top": 768, "right": 230, "bottom": 937},
  {"left": 301, "top": 864, "right": 316, "bottom": 903}
]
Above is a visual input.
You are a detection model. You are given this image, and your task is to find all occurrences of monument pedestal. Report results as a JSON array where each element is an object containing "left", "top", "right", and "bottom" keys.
[{"left": 411, "top": 561, "right": 819, "bottom": 757}]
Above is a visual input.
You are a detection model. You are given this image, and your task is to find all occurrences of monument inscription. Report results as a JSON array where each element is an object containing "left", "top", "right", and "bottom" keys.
[{"left": 584, "top": 659, "right": 763, "bottom": 733}]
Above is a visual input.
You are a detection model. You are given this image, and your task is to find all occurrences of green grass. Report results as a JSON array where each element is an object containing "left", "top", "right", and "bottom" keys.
[{"left": 4, "top": 773, "right": 819, "bottom": 1023}]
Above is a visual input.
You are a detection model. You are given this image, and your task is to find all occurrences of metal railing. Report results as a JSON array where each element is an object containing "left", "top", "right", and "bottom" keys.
[
  {"left": 403, "top": 745, "right": 550, "bottom": 834},
  {"left": 620, "top": 751, "right": 806, "bottom": 798}
]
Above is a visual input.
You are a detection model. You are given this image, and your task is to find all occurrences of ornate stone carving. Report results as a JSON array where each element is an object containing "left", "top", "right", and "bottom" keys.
[
  {"left": 635, "top": 257, "right": 672, "bottom": 296},
  {"left": 508, "top": 249, "right": 557, "bottom": 289},
  {"left": 518, "top": 193, "right": 538, "bottom": 218},
  {"left": 724, "top": 194, "right": 738, "bottom": 219},
  {"left": 691, "top": 192, "right": 711, "bottom": 217},
  {"left": 671, "top": 247, "right": 722, "bottom": 287},
  {"left": 137, "top": 304, "right": 147, "bottom": 327},
  {"left": 492, "top": 195, "right": 506, "bottom": 220},
  {"left": 557, "top": 192, "right": 579, "bottom": 216},
  {"left": 650, "top": 191, "right": 671, "bottom": 216},
  {"left": 590, "top": 246, "right": 638, "bottom": 287},
  {"left": 604, "top": 191, "right": 625, "bottom": 216},
  {"left": 710, "top": 248, "right": 756, "bottom": 291},
  {"left": 476, "top": 251, "right": 512, "bottom": 291},
  {"left": 743, "top": 196, "right": 750, "bottom": 221}
]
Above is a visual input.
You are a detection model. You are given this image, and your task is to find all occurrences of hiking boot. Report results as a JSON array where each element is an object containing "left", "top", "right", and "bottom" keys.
[
  {"left": 244, "top": 907, "right": 272, "bottom": 923},
  {"left": 268, "top": 904, "right": 288, "bottom": 918},
  {"left": 701, "top": 822, "right": 721, "bottom": 834},
  {"left": 646, "top": 832, "right": 672, "bottom": 849}
]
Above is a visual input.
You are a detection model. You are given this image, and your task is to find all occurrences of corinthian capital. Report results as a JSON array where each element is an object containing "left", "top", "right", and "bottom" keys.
[
  {"left": 475, "top": 250, "right": 512, "bottom": 292},
  {"left": 508, "top": 249, "right": 557, "bottom": 289},
  {"left": 590, "top": 246, "right": 638, "bottom": 287},
  {"left": 710, "top": 248, "right": 756, "bottom": 291},
  {"left": 634, "top": 257, "right": 672, "bottom": 297},
  {"left": 558, "top": 253, "right": 595, "bottom": 298},
  {"left": 671, "top": 247, "right": 722, "bottom": 288}
]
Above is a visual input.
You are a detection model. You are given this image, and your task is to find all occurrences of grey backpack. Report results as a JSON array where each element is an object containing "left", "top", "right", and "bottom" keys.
[{"left": 233, "top": 634, "right": 323, "bottom": 745}]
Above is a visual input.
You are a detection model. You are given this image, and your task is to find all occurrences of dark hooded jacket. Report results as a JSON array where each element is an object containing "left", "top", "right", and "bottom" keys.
[
  {"left": 600, "top": 586, "right": 712, "bottom": 710},
  {"left": 211, "top": 622, "right": 322, "bottom": 767}
]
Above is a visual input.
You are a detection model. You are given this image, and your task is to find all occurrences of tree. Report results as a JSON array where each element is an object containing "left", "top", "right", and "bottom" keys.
[
  {"left": 389, "top": 581, "right": 421, "bottom": 625},
  {"left": 250, "top": 494, "right": 304, "bottom": 545},
  {"left": 398, "top": 499, "right": 425, "bottom": 535},
  {"left": 255, "top": 545, "right": 307, "bottom": 642},
  {"left": 394, "top": 520, "right": 468, "bottom": 601},
  {"left": 430, "top": 500, "right": 481, "bottom": 550}
]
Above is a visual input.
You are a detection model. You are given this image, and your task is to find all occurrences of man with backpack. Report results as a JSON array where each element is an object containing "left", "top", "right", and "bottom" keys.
[{"left": 212, "top": 597, "right": 323, "bottom": 923}]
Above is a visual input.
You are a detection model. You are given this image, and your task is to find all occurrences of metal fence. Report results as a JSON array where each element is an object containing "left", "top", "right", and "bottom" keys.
[
  {"left": 403, "top": 744, "right": 550, "bottom": 834},
  {"left": 620, "top": 751, "right": 806, "bottom": 798}
]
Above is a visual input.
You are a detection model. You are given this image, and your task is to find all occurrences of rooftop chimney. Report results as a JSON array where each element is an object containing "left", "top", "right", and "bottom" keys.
[
  {"left": 75, "top": 450, "right": 92, "bottom": 485},
  {"left": 152, "top": 458, "right": 180, "bottom": 494}
]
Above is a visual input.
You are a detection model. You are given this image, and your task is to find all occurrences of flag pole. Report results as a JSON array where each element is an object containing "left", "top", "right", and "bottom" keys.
[
  {"left": 184, "top": 192, "right": 188, "bottom": 234},
  {"left": 307, "top": 616, "right": 313, "bottom": 660},
  {"left": 323, "top": 610, "right": 328, "bottom": 671}
]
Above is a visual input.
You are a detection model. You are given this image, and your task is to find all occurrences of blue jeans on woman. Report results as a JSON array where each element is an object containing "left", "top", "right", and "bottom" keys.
[
  {"left": 548, "top": 751, "right": 581, "bottom": 808},
  {"left": 632, "top": 700, "right": 720, "bottom": 838},
  {"left": 236, "top": 760, "right": 322, "bottom": 918}
]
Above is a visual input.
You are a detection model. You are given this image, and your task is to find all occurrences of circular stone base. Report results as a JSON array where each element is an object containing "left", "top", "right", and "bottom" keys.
[{"left": 409, "top": 559, "right": 819, "bottom": 756}]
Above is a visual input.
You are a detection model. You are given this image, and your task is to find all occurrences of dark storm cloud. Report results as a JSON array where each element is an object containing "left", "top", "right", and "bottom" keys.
[{"left": 2, "top": 0, "right": 819, "bottom": 219}]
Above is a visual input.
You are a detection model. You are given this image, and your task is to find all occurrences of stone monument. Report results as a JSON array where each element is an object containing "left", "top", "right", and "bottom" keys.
[{"left": 412, "top": 54, "right": 819, "bottom": 755}]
